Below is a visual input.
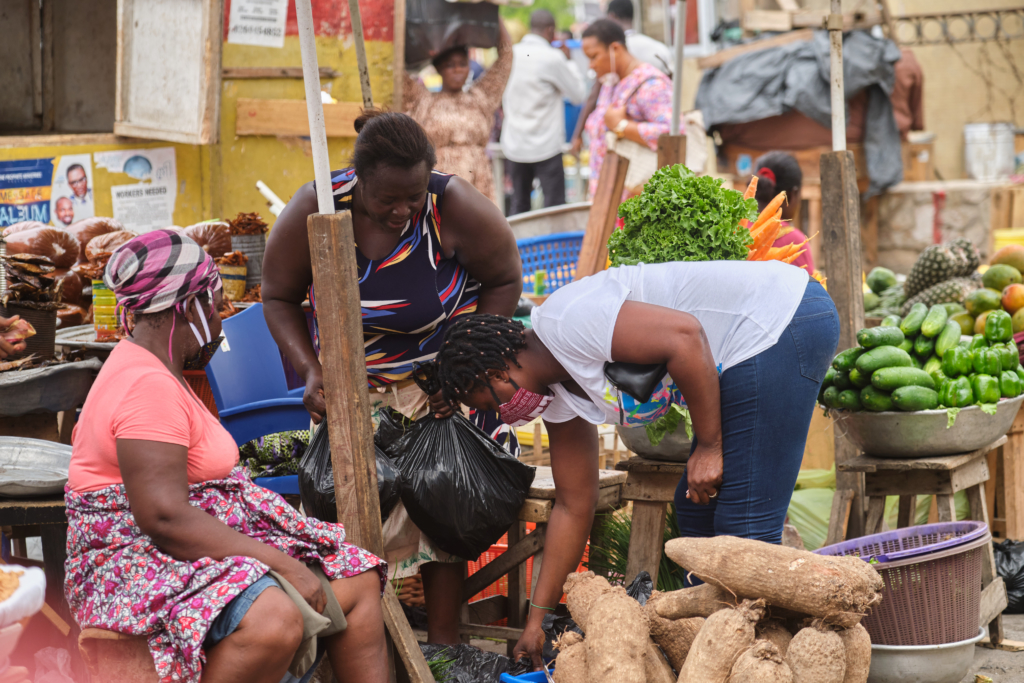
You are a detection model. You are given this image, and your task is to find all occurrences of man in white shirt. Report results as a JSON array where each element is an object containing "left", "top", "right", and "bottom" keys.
[
  {"left": 500, "top": 10, "right": 586, "bottom": 215},
  {"left": 569, "top": 0, "right": 674, "bottom": 156}
]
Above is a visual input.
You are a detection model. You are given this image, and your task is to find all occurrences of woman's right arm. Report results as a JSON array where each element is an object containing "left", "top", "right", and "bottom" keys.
[
  {"left": 117, "top": 438, "right": 328, "bottom": 612},
  {"left": 262, "top": 183, "right": 326, "bottom": 422},
  {"left": 473, "top": 19, "right": 513, "bottom": 111}
]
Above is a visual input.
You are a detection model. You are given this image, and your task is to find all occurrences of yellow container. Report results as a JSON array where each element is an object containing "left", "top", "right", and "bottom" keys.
[
  {"left": 92, "top": 280, "right": 119, "bottom": 341},
  {"left": 220, "top": 265, "right": 247, "bottom": 301},
  {"left": 994, "top": 228, "right": 1024, "bottom": 253}
]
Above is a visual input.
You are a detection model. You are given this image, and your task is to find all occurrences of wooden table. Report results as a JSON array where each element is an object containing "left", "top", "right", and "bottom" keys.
[
  {"left": 830, "top": 437, "right": 1012, "bottom": 647},
  {"left": 615, "top": 456, "right": 686, "bottom": 588},
  {"left": 458, "top": 466, "right": 626, "bottom": 652}
]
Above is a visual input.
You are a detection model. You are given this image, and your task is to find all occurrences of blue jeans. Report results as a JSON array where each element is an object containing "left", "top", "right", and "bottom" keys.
[{"left": 674, "top": 281, "right": 839, "bottom": 548}]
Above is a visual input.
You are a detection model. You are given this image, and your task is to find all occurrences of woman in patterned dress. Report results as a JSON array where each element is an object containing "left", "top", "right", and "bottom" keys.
[
  {"left": 404, "top": 20, "right": 512, "bottom": 202},
  {"left": 263, "top": 110, "right": 522, "bottom": 644},
  {"left": 64, "top": 230, "right": 387, "bottom": 683}
]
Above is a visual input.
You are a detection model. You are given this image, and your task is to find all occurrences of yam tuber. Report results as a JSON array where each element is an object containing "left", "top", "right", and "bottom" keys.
[
  {"left": 787, "top": 624, "right": 846, "bottom": 683},
  {"left": 654, "top": 582, "right": 736, "bottom": 619},
  {"left": 552, "top": 631, "right": 587, "bottom": 683},
  {"left": 584, "top": 586, "right": 647, "bottom": 683},
  {"left": 837, "top": 624, "right": 871, "bottom": 683},
  {"left": 729, "top": 641, "right": 793, "bottom": 683},
  {"left": 644, "top": 641, "right": 676, "bottom": 683},
  {"left": 646, "top": 591, "right": 704, "bottom": 670},
  {"left": 679, "top": 599, "right": 764, "bottom": 683},
  {"left": 757, "top": 618, "right": 794, "bottom": 657},
  {"left": 563, "top": 571, "right": 611, "bottom": 633},
  {"left": 664, "top": 536, "right": 882, "bottom": 628}
]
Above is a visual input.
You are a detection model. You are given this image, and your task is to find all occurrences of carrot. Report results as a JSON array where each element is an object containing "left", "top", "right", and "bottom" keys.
[
  {"left": 743, "top": 177, "right": 758, "bottom": 200},
  {"left": 748, "top": 219, "right": 783, "bottom": 260},
  {"left": 750, "top": 192, "right": 787, "bottom": 232},
  {"left": 782, "top": 250, "right": 806, "bottom": 264},
  {"left": 749, "top": 209, "right": 782, "bottom": 242}
]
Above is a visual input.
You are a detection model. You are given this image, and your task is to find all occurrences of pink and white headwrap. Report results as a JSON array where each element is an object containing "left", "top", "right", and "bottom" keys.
[{"left": 104, "top": 229, "right": 222, "bottom": 353}]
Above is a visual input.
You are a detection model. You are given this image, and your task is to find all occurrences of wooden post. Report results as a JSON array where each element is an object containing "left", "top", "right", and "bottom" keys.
[
  {"left": 574, "top": 151, "right": 629, "bottom": 280},
  {"left": 393, "top": 0, "right": 406, "bottom": 111},
  {"left": 348, "top": 0, "right": 374, "bottom": 109}
]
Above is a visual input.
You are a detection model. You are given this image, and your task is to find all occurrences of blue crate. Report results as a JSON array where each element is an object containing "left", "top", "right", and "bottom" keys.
[
  {"left": 499, "top": 672, "right": 551, "bottom": 683},
  {"left": 517, "top": 231, "right": 584, "bottom": 294}
]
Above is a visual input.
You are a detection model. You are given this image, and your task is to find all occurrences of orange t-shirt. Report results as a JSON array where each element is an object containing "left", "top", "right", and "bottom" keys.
[{"left": 69, "top": 340, "right": 239, "bottom": 492}]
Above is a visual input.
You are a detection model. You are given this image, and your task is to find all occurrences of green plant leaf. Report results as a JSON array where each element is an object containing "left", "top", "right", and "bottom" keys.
[
  {"left": 980, "top": 403, "right": 998, "bottom": 416},
  {"left": 946, "top": 407, "right": 961, "bottom": 428},
  {"left": 644, "top": 404, "right": 693, "bottom": 446}
]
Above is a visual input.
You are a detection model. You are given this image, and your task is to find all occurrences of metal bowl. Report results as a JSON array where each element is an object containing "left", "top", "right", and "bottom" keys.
[
  {"left": 0, "top": 437, "right": 72, "bottom": 497},
  {"left": 615, "top": 425, "right": 691, "bottom": 462},
  {"left": 831, "top": 394, "right": 1024, "bottom": 458},
  {"left": 867, "top": 627, "right": 984, "bottom": 683}
]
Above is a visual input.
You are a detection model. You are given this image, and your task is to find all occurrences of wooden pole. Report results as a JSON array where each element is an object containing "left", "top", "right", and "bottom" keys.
[
  {"left": 348, "top": 0, "right": 375, "bottom": 109},
  {"left": 393, "top": 0, "right": 406, "bottom": 111},
  {"left": 295, "top": 2, "right": 430, "bottom": 680},
  {"left": 822, "top": 0, "right": 865, "bottom": 537},
  {"left": 658, "top": 0, "right": 686, "bottom": 169}
]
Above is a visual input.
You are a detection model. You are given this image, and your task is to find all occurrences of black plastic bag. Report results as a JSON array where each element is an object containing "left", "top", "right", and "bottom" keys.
[
  {"left": 375, "top": 406, "right": 536, "bottom": 561},
  {"left": 420, "top": 644, "right": 530, "bottom": 683},
  {"left": 405, "top": 0, "right": 499, "bottom": 70},
  {"left": 994, "top": 539, "right": 1024, "bottom": 613},
  {"left": 626, "top": 570, "right": 654, "bottom": 606},
  {"left": 297, "top": 423, "right": 403, "bottom": 525}
]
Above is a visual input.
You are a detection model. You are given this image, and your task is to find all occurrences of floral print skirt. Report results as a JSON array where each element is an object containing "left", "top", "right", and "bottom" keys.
[{"left": 64, "top": 468, "right": 385, "bottom": 683}]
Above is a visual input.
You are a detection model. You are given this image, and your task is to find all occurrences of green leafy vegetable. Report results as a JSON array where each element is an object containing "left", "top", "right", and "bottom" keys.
[
  {"left": 645, "top": 403, "right": 694, "bottom": 446},
  {"left": 946, "top": 407, "right": 961, "bottom": 429},
  {"left": 980, "top": 403, "right": 999, "bottom": 416},
  {"left": 608, "top": 165, "right": 758, "bottom": 267}
]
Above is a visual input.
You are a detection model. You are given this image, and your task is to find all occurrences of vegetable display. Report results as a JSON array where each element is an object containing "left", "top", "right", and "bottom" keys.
[{"left": 821, "top": 309, "right": 1024, "bottom": 420}]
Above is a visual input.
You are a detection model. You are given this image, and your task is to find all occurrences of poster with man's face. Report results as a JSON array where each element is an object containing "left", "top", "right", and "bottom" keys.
[{"left": 50, "top": 154, "right": 95, "bottom": 226}]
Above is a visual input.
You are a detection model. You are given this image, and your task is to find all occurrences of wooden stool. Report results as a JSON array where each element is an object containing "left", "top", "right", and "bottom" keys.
[
  {"left": 987, "top": 409, "right": 1024, "bottom": 540},
  {"left": 829, "top": 437, "right": 1013, "bottom": 647},
  {"left": 78, "top": 629, "right": 159, "bottom": 683},
  {"left": 615, "top": 457, "right": 686, "bottom": 587}
]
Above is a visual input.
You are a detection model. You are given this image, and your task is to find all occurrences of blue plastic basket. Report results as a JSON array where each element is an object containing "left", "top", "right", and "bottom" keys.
[{"left": 517, "top": 231, "right": 584, "bottom": 294}]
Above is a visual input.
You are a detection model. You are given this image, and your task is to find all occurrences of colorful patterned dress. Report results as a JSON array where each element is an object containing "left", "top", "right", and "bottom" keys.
[{"left": 309, "top": 168, "right": 520, "bottom": 577}]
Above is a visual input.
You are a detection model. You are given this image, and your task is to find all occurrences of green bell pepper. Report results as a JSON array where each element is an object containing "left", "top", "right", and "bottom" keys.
[
  {"left": 1017, "top": 367, "right": 1024, "bottom": 385},
  {"left": 986, "top": 309, "right": 1014, "bottom": 343},
  {"left": 952, "top": 376, "right": 975, "bottom": 407},
  {"left": 942, "top": 347, "right": 973, "bottom": 377},
  {"left": 973, "top": 348, "right": 1003, "bottom": 376},
  {"left": 970, "top": 334, "right": 989, "bottom": 351},
  {"left": 972, "top": 374, "right": 1001, "bottom": 404},
  {"left": 1006, "top": 342, "right": 1022, "bottom": 371},
  {"left": 995, "top": 343, "right": 1019, "bottom": 372},
  {"left": 1001, "top": 370, "right": 1022, "bottom": 399}
]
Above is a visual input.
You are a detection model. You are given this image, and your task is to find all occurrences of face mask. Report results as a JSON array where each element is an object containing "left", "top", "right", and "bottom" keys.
[
  {"left": 183, "top": 298, "right": 221, "bottom": 371},
  {"left": 599, "top": 47, "right": 620, "bottom": 87},
  {"left": 494, "top": 380, "right": 554, "bottom": 427}
]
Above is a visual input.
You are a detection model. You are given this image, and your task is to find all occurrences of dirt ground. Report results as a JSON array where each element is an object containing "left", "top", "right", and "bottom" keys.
[{"left": 961, "top": 614, "right": 1024, "bottom": 683}]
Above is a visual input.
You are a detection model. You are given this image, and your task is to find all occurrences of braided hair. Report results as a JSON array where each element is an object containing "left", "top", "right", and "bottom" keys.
[{"left": 437, "top": 314, "right": 528, "bottom": 403}]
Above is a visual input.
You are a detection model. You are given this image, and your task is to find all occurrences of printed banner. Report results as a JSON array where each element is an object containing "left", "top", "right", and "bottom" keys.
[
  {"left": 95, "top": 147, "right": 177, "bottom": 232},
  {"left": 0, "top": 155, "right": 97, "bottom": 228},
  {"left": 228, "top": 0, "right": 289, "bottom": 48},
  {"left": 51, "top": 153, "right": 96, "bottom": 226}
]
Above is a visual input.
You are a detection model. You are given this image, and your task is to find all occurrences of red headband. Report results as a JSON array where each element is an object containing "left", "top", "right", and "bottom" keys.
[{"left": 757, "top": 167, "right": 777, "bottom": 184}]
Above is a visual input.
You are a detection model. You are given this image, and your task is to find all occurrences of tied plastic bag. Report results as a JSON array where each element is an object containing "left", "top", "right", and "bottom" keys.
[
  {"left": 420, "top": 643, "right": 530, "bottom": 683},
  {"left": 297, "top": 423, "right": 403, "bottom": 524},
  {"left": 376, "top": 406, "right": 535, "bottom": 561},
  {"left": 994, "top": 539, "right": 1024, "bottom": 613}
]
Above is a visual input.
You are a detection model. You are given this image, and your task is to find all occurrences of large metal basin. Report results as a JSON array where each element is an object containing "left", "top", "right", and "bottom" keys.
[
  {"left": 616, "top": 425, "right": 692, "bottom": 461},
  {"left": 0, "top": 437, "right": 72, "bottom": 497},
  {"left": 831, "top": 394, "right": 1024, "bottom": 458}
]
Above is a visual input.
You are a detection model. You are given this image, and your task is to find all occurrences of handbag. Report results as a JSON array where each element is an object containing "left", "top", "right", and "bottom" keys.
[
  {"left": 605, "top": 77, "right": 660, "bottom": 190},
  {"left": 603, "top": 361, "right": 668, "bottom": 404}
]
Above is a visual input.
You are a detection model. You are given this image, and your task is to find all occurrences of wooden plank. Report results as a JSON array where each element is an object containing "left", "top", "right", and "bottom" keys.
[
  {"left": 840, "top": 437, "right": 1007, "bottom": 472},
  {"left": 742, "top": 10, "right": 793, "bottom": 32},
  {"left": 987, "top": 448, "right": 999, "bottom": 532},
  {"left": 935, "top": 494, "right": 957, "bottom": 522},
  {"left": 462, "top": 526, "right": 546, "bottom": 601},
  {"left": 657, "top": 135, "right": 686, "bottom": 169},
  {"left": 393, "top": 0, "right": 406, "bottom": 111},
  {"left": 966, "top": 484, "right": 998, "bottom": 586},
  {"left": 458, "top": 624, "right": 523, "bottom": 641},
  {"left": 574, "top": 151, "right": 628, "bottom": 281},
  {"left": 595, "top": 483, "right": 622, "bottom": 511},
  {"left": 518, "top": 498, "right": 554, "bottom": 523},
  {"left": 1004, "top": 428, "right": 1024, "bottom": 540},
  {"left": 505, "top": 521, "right": 527, "bottom": 658},
  {"left": 42, "top": 0, "right": 53, "bottom": 131},
  {"left": 696, "top": 29, "right": 814, "bottom": 70},
  {"left": 382, "top": 587, "right": 435, "bottom": 683},
  {"left": 1011, "top": 186, "right": 1024, "bottom": 228},
  {"left": 622, "top": 471, "right": 684, "bottom": 503},
  {"left": 864, "top": 470, "right": 950, "bottom": 497},
  {"left": 792, "top": 11, "right": 881, "bottom": 29},
  {"left": 0, "top": 498, "right": 67, "bottom": 526},
  {"left": 58, "top": 408, "right": 76, "bottom": 445},
  {"left": 0, "top": 413, "right": 59, "bottom": 442},
  {"left": 29, "top": 0, "right": 42, "bottom": 117},
  {"left": 896, "top": 495, "right": 916, "bottom": 528},
  {"left": 861, "top": 196, "right": 879, "bottom": 270},
  {"left": 530, "top": 466, "right": 626, "bottom": 498},
  {"left": 625, "top": 501, "right": 666, "bottom": 587},
  {"left": 530, "top": 523, "right": 545, "bottom": 606},
  {"left": 979, "top": 637, "right": 1024, "bottom": 652},
  {"left": 825, "top": 488, "right": 855, "bottom": 546},
  {"left": 466, "top": 595, "right": 508, "bottom": 626},
  {"left": 222, "top": 66, "right": 339, "bottom": 79},
  {"left": 950, "top": 456, "right": 991, "bottom": 493},
  {"left": 615, "top": 457, "right": 687, "bottom": 475},
  {"left": 775, "top": 0, "right": 799, "bottom": 10},
  {"left": 864, "top": 497, "right": 886, "bottom": 535},
  {"left": 978, "top": 577, "right": 1008, "bottom": 631},
  {"left": 821, "top": 150, "right": 866, "bottom": 536},
  {"left": 236, "top": 98, "right": 362, "bottom": 138}
]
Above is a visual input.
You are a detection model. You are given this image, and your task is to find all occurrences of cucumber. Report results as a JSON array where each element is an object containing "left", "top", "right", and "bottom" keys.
[
  {"left": 941, "top": 302, "right": 967, "bottom": 316},
  {"left": 921, "top": 305, "right": 949, "bottom": 338},
  {"left": 900, "top": 303, "right": 929, "bottom": 336},
  {"left": 856, "top": 346, "right": 915, "bottom": 375},
  {"left": 871, "top": 366, "right": 937, "bottom": 392},
  {"left": 892, "top": 385, "right": 940, "bottom": 411},
  {"left": 837, "top": 389, "right": 862, "bottom": 411},
  {"left": 833, "top": 370, "right": 852, "bottom": 391},
  {"left": 881, "top": 314, "right": 902, "bottom": 328},
  {"left": 832, "top": 347, "right": 865, "bottom": 372},
  {"left": 818, "top": 367, "right": 836, "bottom": 404},
  {"left": 857, "top": 326, "right": 905, "bottom": 349},
  {"left": 935, "top": 320, "right": 962, "bottom": 360},
  {"left": 848, "top": 367, "right": 871, "bottom": 389},
  {"left": 898, "top": 338, "right": 914, "bottom": 354},
  {"left": 822, "top": 386, "right": 841, "bottom": 409},
  {"left": 914, "top": 334, "right": 935, "bottom": 359},
  {"left": 860, "top": 385, "right": 894, "bottom": 412},
  {"left": 911, "top": 355, "right": 923, "bottom": 369},
  {"left": 923, "top": 355, "right": 943, "bottom": 379}
]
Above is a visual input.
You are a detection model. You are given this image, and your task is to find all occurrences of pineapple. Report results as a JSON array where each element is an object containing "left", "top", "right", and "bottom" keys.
[
  {"left": 904, "top": 245, "right": 958, "bottom": 298},
  {"left": 900, "top": 277, "right": 980, "bottom": 315},
  {"left": 949, "top": 237, "right": 981, "bottom": 277}
]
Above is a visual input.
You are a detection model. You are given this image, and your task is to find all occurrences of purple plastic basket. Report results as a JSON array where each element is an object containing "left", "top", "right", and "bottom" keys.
[{"left": 815, "top": 521, "right": 988, "bottom": 563}]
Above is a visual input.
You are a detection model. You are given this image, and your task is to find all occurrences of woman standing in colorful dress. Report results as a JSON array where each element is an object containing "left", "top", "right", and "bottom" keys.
[
  {"left": 753, "top": 151, "right": 816, "bottom": 273},
  {"left": 581, "top": 19, "right": 674, "bottom": 196},
  {"left": 263, "top": 110, "right": 522, "bottom": 645},
  {"left": 404, "top": 20, "right": 512, "bottom": 202}
]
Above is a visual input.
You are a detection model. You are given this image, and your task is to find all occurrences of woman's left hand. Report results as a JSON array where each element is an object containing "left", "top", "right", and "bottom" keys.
[
  {"left": 604, "top": 106, "right": 627, "bottom": 131},
  {"left": 686, "top": 441, "right": 724, "bottom": 505},
  {"left": 511, "top": 621, "right": 546, "bottom": 671},
  {"left": 428, "top": 390, "right": 454, "bottom": 419}
]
